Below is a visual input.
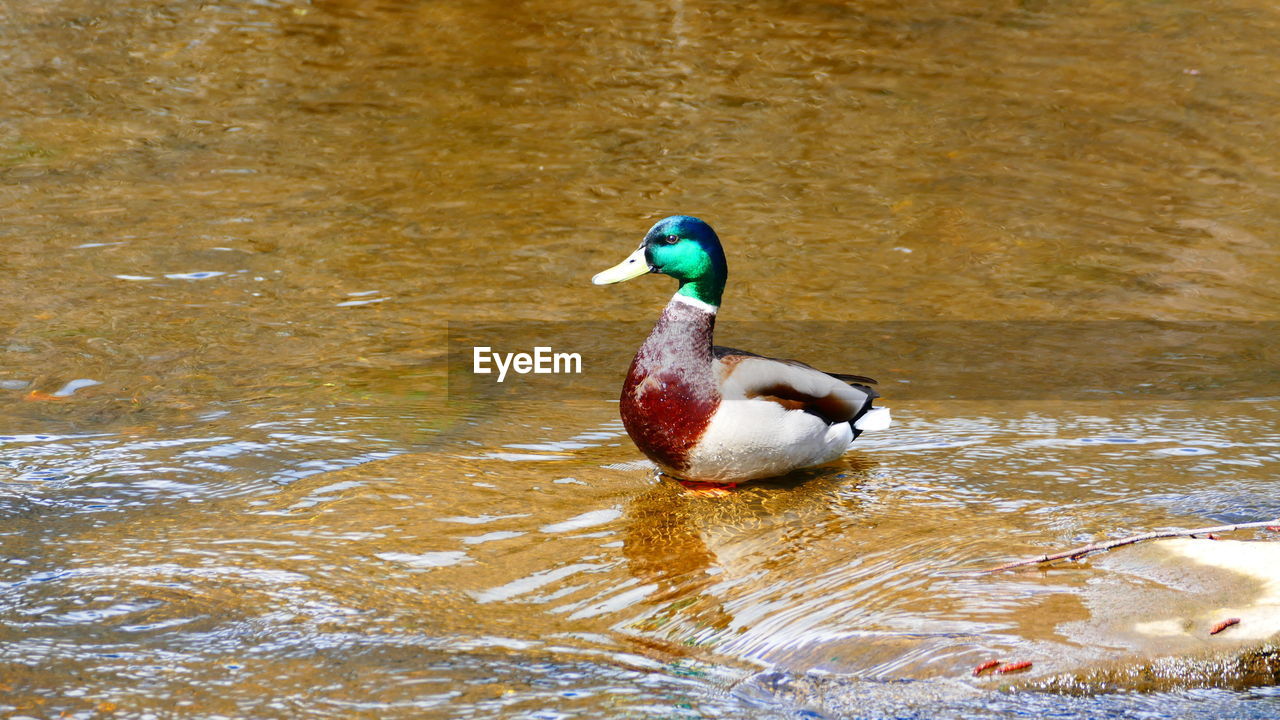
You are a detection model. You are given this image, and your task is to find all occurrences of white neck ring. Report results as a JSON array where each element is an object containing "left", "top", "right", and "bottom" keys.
[{"left": 671, "top": 293, "right": 718, "bottom": 314}]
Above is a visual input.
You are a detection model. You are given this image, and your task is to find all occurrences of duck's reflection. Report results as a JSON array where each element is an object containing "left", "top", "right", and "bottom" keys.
[{"left": 619, "top": 456, "right": 877, "bottom": 635}]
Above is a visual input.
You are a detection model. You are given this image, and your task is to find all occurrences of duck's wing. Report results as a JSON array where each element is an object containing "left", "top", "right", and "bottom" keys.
[
  {"left": 712, "top": 346, "right": 879, "bottom": 425},
  {"left": 713, "top": 346, "right": 878, "bottom": 386}
]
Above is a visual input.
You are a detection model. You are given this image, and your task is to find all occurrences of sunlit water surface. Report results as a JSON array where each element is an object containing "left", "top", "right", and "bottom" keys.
[{"left": 2, "top": 0, "right": 1280, "bottom": 718}]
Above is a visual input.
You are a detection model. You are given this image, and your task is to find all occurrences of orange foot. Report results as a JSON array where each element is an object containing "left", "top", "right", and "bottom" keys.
[{"left": 677, "top": 479, "right": 740, "bottom": 497}]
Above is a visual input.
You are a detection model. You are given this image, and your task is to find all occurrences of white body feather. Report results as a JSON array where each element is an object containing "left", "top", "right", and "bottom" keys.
[
  {"left": 681, "top": 355, "right": 890, "bottom": 482},
  {"left": 685, "top": 399, "right": 856, "bottom": 481}
]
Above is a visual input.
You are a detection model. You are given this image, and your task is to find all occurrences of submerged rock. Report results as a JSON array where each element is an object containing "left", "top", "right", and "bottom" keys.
[
  {"left": 1027, "top": 643, "right": 1280, "bottom": 694},
  {"left": 1030, "top": 537, "right": 1280, "bottom": 693}
]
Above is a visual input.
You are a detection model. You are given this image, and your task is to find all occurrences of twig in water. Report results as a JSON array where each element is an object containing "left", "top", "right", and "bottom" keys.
[
  {"left": 982, "top": 518, "right": 1280, "bottom": 574},
  {"left": 1209, "top": 617, "right": 1241, "bottom": 635},
  {"left": 972, "top": 659, "right": 1001, "bottom": 676}
]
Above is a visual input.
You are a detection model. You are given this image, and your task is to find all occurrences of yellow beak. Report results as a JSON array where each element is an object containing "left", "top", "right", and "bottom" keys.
[{"left": 591, "top": 245, "right": 651, "bottom": 285}]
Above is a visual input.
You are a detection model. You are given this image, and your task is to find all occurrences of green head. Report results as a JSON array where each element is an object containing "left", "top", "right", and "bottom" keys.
[{"left": 592, "top": 215, "right": 729, "bottom": 307}]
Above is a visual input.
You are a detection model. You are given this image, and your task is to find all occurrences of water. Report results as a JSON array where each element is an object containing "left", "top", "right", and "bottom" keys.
[{"left": 2, "top": 0, "right": 1280, "bottom": 717}]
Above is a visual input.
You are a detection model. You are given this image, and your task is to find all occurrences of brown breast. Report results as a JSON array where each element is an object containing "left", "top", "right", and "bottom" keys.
[
  {"left": 618, "top": 296, "right": 720, "bottom": 473},
  {"left": 620, "top": 362, "right": 717, "bottom": 473}
]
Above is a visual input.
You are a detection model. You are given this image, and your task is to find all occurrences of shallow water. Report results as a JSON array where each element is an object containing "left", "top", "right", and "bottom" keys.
[{"left": 3, "top": 0, "right": 1280, "bottom": 718}]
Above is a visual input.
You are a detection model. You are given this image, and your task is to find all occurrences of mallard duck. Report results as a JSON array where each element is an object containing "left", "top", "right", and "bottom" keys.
[{"left": 593, "top": 215, "right": 890, "bottom": 482}]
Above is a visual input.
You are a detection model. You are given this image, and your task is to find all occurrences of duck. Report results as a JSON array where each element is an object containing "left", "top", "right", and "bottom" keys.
[{"left": 593, "top": 215, "right": 891, "bottom": 483}]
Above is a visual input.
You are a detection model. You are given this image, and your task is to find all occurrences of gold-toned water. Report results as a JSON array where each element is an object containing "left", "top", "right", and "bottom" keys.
[{"left": 2, "top": 0, "right": 1279, "bottom": 717}]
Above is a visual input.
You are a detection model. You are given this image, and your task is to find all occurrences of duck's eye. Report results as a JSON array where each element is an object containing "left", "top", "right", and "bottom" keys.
[{"left": 664, "top": 234, "right": 680, "bottom": 244}]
